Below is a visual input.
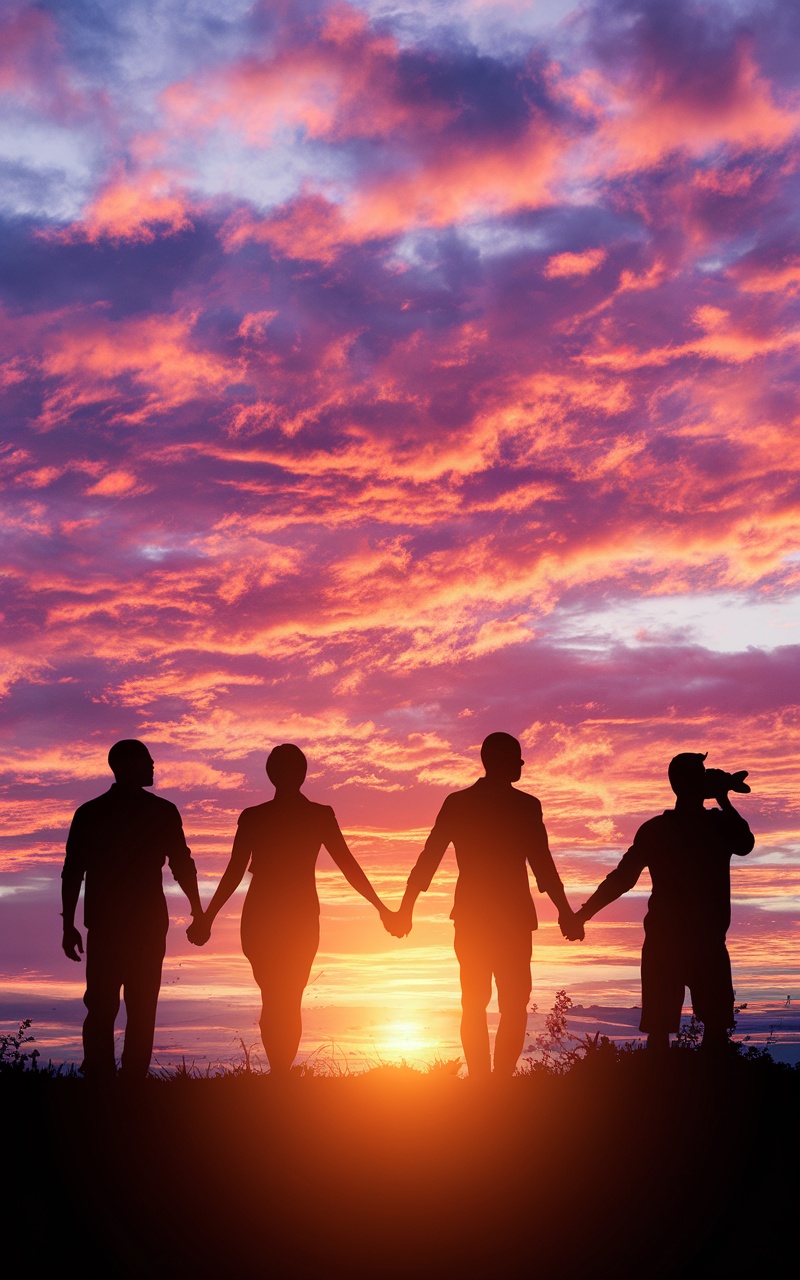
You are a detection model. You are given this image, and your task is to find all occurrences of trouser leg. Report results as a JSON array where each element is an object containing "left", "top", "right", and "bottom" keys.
[
  {"left": 640, "top": 932, "right": 685, "bottom": 1042},
  {"left": 454, "top": 928, "right": 493, "bottom": 1079},
  {"left": 493, "top": 1006, "right": 528, "bottom": 1077},
  {"left": 493, "top": 934, "right": 533, "bottom": 1077},
  {"left": 690, "top": 941, "right": 735, "bottom": 1055},
  {"left": 119, "top": 933, "right": 166, "bottom": 1080},
  {"left": 83, "top": 931, "right": 123, "bottom": 1080}
]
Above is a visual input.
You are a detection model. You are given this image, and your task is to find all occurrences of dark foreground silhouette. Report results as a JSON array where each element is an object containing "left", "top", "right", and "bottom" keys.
[
  {"left": 4, "top": 1050, "right": 797, "bottom": 1280},
  {"left": 571, "top": 753, "right": 754, "bottom": 1056},
  {"left": 392, "top": 733, "right": 581, "bottom": 1078},
  {"left": 61, "top": 740, "right": 202, "bottom": 1080},
  {"left": 187, "top": 743, "right": 391, "bottom": 1074}
]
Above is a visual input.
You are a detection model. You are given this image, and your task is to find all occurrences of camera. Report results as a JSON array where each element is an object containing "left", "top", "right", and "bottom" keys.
[{"left": 704, "top": 767, "right": 750, "bottom": 798}]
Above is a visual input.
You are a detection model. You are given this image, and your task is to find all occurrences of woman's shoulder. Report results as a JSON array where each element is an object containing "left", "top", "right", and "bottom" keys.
[{"left": 306, "top": 799, "right": 337, "bottom": 819}]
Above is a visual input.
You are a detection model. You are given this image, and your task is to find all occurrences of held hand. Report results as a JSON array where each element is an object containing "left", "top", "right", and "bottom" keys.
[
  {"left": 559, "top": 909, "right": 585, "bottom": 942},
  {"left": 62, "top": 924, "right": 84, "bottom": 962},
  {"left": 187, "top": 914, "right": 212, "bottom": 946},
  {"left": 394, "top": 908, "right": 413, "bottom": 938},
  {"left": 379, "top": 906, "right": 412, "bottom": 938}
]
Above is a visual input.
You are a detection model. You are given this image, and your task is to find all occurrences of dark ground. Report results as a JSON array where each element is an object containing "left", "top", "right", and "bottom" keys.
[{"left": 3, "top": 1052, "right": 798, "bottom": 1279}]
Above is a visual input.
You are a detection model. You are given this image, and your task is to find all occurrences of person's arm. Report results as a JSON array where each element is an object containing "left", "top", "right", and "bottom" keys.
[
  {"left": 186, "top": 820, "right": 251, "bottom": 945},
  {"left": 322, "top": 810, "right": 392, "bottom": 925},
  {"left": 394, "top": 800, "right": 454, "bottom": 936},
  {"left": 526, "top": 800, "right": 581, "bottom": 940},
  {"left": 61, "top": 811, "right": 86, "bottom": 962},
  {"left": 576, "top": 835, "right": 649, "bottom": 927},
  {"left": 61, "top": 873, "right": 84, "bottom": 961},
  {"left": 715, "top": 794, "right": 755, "bottom": 856},
  {"left": 165, "top": 806, "right": 203, "bottom": 920}
]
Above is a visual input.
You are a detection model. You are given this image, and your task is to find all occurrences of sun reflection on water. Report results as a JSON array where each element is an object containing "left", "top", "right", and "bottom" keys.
[{"left": 377, "top": 1019, "right": 442, "bottom": 1056}]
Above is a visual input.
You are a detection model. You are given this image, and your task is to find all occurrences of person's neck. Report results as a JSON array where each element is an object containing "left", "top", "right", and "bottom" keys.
[
  {"left": 674, "top": 795, "right": 705, "bottom": 814},
  {"left": 482, "top": 774, "right": 513, "bottom": 788},
  {"left": 273, "top": 787, "right": 303, "bottom": 801}
]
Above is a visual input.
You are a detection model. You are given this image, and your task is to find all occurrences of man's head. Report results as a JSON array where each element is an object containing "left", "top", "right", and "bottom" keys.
[
  {"left": 108, "top": 739, "right": 154, "bottom": 787},
  {"left": 668, "top": 751, "right": 707, "bottom": 799},
  {"left": 266, "top": 743, "right": 308, "bottom": 791},
  {"left": 481, "top": 732, "right": 523, "bottom": 783}
]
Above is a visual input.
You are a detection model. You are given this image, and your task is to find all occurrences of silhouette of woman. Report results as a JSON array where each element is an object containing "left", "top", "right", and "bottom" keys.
[{"left": 188, "top": 744, "right": 391, "bottom": 1075}]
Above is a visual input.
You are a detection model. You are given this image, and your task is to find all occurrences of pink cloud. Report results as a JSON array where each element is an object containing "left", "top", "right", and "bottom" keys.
[
  {"left": 54, "top": 169, "right": 195, "bottom": 245},
  {"left": 0, "top": 2, "right": 86, "bottom": 118},
  {"left": 84, "top": 470, "right": 141, "bottom": 497},
  {"left": 545, "top": 248, "right": 607, "bottom": 279},
  {"left": 35, "top": 309, "right": 236, "bottom": 429}
]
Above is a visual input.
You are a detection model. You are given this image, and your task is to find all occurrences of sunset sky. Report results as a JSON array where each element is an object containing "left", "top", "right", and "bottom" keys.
[{"left": 1, "top": 0, "right": 798, "bottom": 1069}]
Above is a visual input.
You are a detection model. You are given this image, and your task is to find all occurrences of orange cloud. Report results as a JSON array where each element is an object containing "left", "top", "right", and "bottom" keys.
[
  {"left": 84, "top": 470, "right": 141, "bottom": 497},
  {"left": 36, "top": 310, "right": 235, "bottom": 429},
  {"left": 56, "top": 168, "right": 194, "bottom": 244},
  {"left": 545, "top": 248, "right": 607, "bottom": 279},
  {"left": 731, "top": 258, "right": 800, "bottom": 295},
  {"left": 582, "top": 304, "right": 800, "bottom": 370},
  {"left": 224, "top": 117, "right": 565, "bottom": 259},
  {"left": 580, "top": 40, "right": 799, "bottom": 176}
]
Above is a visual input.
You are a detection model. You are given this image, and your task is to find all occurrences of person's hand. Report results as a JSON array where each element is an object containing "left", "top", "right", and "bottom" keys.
[
  {"left": 187, "top": 914, "right": 212, "bottom": 946},
  {"left": 380, "top": 906, "right": 412, "bottom": 938},
  {"left": 705, "top": 767, "right": 750, "bottom": 805},
  {"left": 559, "top": 909, "right": 585, "bottom": 942},
  {"left": 62, "top": 924, "right": 84, "bottom": 962}
]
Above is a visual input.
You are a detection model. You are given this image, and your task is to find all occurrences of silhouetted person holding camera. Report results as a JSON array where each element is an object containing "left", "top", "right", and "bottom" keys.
[
  {"left": 61, "top": 739, "right": 202, "bottom": 1081},
  {"left": 568, "top": 752, "right": 754, "bottom": 1054},
  {"left": 388, "top": 733, "right": 581, "bottom": 1079},
  {"left": 188, "top": 743, "right": 392, "bottom": 1076}
]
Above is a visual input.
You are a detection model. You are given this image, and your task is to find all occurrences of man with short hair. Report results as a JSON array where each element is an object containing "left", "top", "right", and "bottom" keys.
[
  {"left": 61, "top": 739, "right": 202, "bottom": 1081},
  {"left": 391, "top": 733, "right": 580, "bottom": 1078},
  {"left": 570, "top": 752, "right": 754, "bottom": 1054}
]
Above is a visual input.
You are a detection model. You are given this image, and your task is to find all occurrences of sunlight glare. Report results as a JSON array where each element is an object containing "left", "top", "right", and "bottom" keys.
[{"left": 378, "top": 1019, "right": 441, "bottom": 1057}]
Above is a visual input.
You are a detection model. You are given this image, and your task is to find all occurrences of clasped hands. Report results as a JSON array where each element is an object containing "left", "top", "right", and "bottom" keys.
[
  {"left": 187, "top": 904, "right": 586, "bottom": 944},
  {"left": 559, "top": 907, "right": 586, "bottom": 942},
  {"left": 378, "top": 905, "right": 412, "bottom": 938},
  {"left": 376, "top": 904, "right": 587, "bottom": 942},
  {"left": 186, "top": 912, "right": 212, "bottom": 946}
]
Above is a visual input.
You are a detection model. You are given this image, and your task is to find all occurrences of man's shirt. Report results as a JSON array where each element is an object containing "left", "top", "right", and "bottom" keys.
[
  {"left": 584, "top": 806, "right": 754, "bottom": 940},
  {"left": 406, "top": 777, "right": 563, "bottom": 930},
  {"left": 62, "top": 784, "right": 195, "bottom": 931}
]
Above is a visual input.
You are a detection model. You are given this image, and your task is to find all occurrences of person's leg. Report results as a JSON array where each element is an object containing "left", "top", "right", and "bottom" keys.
[
  {"left": 258, "top": 986, "right": 304, "bottom": 1075},
  {"left": 247, "top": 918, "right": 319, "bottom": 1076},
  {"left": 493, "top": 931, "right": 533, "bottom": 1077},
  {"left": 640, "top": 931, "right": 683, "bottom": 1055},
  {"left": 454, "top": 927, "right": 493, "bottom": 1079},
  {"left": 119, "top": 929, "right": 167, "bottom": 1080},
  {"left": 690, "top": 941, "right": 735, "bottom": 1058},
  {"left": 83, "top": 930, "right": 124, "bottom": 1080}
]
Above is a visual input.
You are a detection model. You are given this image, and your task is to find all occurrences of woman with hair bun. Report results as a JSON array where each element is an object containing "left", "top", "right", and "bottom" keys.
[{"left": 189, "top": 743, "right": 392, "bottom": 1075}]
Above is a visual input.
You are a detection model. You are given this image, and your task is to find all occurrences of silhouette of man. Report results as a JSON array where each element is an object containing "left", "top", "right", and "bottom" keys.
[
  {"left": 61, "top": 740, "right": 202, "bottom": 1081},
  {"left": 391, "top": 733, "right": 580, "bottom": 1079},
  {"left": 188, "top": 743, "right": 392, "bottom": 1076},
  {"left": 570, "top": 753, "right": 754, "bottom": 1054}
]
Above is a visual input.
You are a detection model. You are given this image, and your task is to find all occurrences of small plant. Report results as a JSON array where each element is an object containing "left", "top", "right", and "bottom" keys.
[
  {"left": 675, "top": 1013, "right": 703, "bottom": 1050},
  {"left": 0, "top": 1019, "right": 40, "bottom": 1072},
  {"left": 426, "top": 1056, "right": 462, "bottom": 1076},
  {"left": 523, "top": 990, "right": 581, "bottom": 1074}
]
